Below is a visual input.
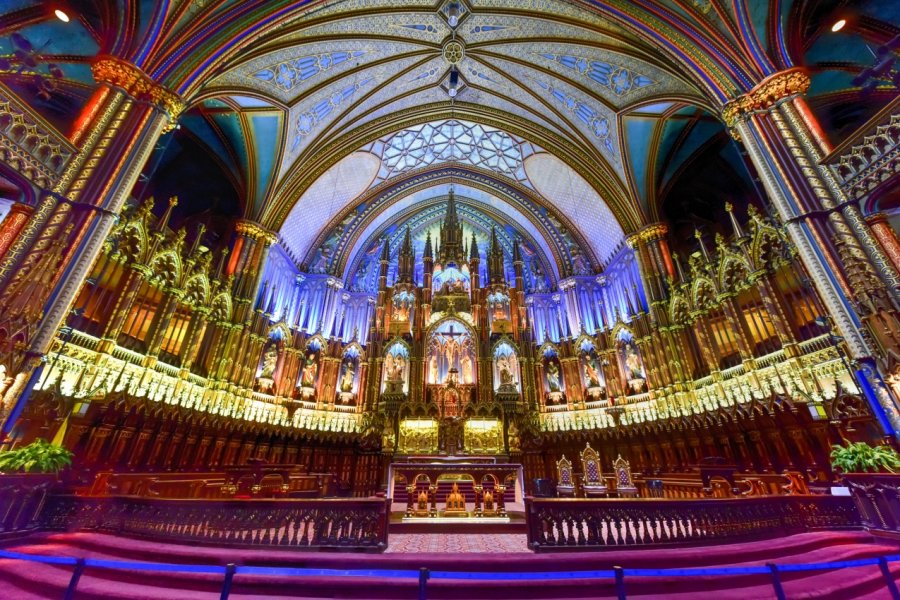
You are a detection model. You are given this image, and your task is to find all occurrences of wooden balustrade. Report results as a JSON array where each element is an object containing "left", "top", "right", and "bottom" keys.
[
  {"left": 0, "top": 474, "right": 57, "bottom": 539},
  {"left": 40, "top": 495, "right": 391, "bottom": 552},
  {"left": 841, "top": 473, "right": 900, "bottom": 538},
  {"left": 82, "top": 468, "right": 343, "bottom": 499},
  {"left": 524, "top": 495, "right": 859, "bottom": 551}
]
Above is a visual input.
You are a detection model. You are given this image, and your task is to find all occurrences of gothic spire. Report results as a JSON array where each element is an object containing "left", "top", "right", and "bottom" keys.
[{"left": 424, "top": 230, "right": 433, "bottom": 259}]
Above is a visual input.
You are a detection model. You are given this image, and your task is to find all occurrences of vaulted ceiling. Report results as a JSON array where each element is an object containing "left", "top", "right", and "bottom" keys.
[{"left": 1, "top": 0, "right": 897, "bottom": 280}]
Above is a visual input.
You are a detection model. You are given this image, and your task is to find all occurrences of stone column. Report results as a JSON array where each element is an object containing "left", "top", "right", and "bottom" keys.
[
  {"left": 0, "top": 203, "right": 34, "bottom": 258},
  {"left": 1, "top": 57, "right": 182, "bottom": 435},
  {"left": 866, "top": 213, "right": 900, "bottom": 274},
  {"left": 725, "top": 68, "right": 900, "bottom": 437}
]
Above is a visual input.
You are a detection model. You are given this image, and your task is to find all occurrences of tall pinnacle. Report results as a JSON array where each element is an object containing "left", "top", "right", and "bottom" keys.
[{"left": 424, "top": 230, "right": 433, "bottom": 259}]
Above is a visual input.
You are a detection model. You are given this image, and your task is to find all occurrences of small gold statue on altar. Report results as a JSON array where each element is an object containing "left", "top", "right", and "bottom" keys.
[
  {"left": 444, "top": 482, "right": 468, "bottom": 517},
  {"left": 416, "top": 489, "right": 429, "bottom": 516}
]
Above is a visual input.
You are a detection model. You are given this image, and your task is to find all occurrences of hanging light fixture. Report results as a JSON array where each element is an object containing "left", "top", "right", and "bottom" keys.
[
  {"left": 448, "top": 67, "right": 459, "bottom": 98},
  {"left": 447, "top": 2, "right": 460, "bottom": 28}
]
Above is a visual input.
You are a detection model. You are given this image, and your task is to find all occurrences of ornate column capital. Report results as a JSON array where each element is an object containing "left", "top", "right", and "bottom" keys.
[
  {"left": 626, "top": 223, "right": 669, "bottom": 248},
  {"left": 722, "top": 68, "right": 810, "bottom": 130},
  {"left": 91, "top": 56, "right": 184, "bottom": 127},
  {"left": 234, "top": 220, "right": 278, "bottom": 245}
]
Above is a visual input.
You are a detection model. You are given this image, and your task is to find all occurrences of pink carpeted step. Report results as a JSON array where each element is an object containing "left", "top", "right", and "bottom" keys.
[{"left": 1, "top": 531, "right": 897, "bottom": 599}]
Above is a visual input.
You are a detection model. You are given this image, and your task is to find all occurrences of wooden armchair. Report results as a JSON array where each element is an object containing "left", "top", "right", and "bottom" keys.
[
  {"left": 580, "top": 443, "right": 608, "bottom": 497},
  {"left": 612, "top": 454, "right": 638, "bottom": 497},
  {"left": 556, "top": 455, "right": 576, "bottom": 497}
]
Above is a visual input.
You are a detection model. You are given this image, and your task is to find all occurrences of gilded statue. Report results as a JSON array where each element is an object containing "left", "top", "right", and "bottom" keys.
[
  {"left": 260, "top": 346, "right": 277, "bottom": 379},
  {"left": 340, "top": 361, "right": 355, "bottom": 392}
]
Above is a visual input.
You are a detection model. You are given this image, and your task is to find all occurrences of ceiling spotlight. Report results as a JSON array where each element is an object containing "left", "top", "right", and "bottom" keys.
[
  {"left": 448, "top": 3, "right": 460, "bottom": 27},
  {"left": 831, "top": 19, "right": 846, "bottom": 32},
  {"left": 54, "top": 9, "right": 70, "bottom": 23}
]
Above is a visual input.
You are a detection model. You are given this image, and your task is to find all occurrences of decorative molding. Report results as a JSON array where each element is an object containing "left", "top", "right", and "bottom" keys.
[
  {"left": 235, "top": 220, "right": 278, "bottom": 244},
  {"left": 721, "top": 68, "right": 810, "bottom": 130},
  {"left": 91, "top": 56, "right": 185, "bottom": 126},
  {"left": 0, "top": 82, "right": 75, "bottom": 188}
]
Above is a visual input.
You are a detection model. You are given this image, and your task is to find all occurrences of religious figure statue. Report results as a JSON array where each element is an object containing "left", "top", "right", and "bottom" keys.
[
  {"left": 584, "top": 358, "right": 601, "bottom": 388},
  {"left": 340, "top": 361, "right": 355, "bottom": 393},
  {"left": 417, "top": 489, "right": 429, "bottom": 511},
  {"left": 388, "top": 353, "right": 406, "bottom": 382},
  {"left": 445, "top": 482, "right": 466, "bottom": 514},
  {"left": 300, "top": 353, "right": 317, "bottom": 387},
  {"left": 393, "top": 302, "right": 409, "bottom": 322},
  {"left": 497, "top": 355, "right": 515, "bottom": 386},
  {"left": 507, "top": 419, "right": 521, "bottom": 453},
  {"left": 461, "top": 354, "right": 473, "bottom": 384},
  {"left": 625, "top": 344, "right": 644, "bottom": 380},
  {"left": 546, "top": 361, "right": 561, "bottom": 392},
  {"left": 259, "top": 346, "right": 278, "bottom": 379},
  {"left": 429, "top": 355, "right": 439, "bottom": 384}
]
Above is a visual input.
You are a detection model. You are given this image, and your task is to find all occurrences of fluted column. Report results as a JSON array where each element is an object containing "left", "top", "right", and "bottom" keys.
[
  {"left": 866, "top": 213, "right": 900, "bottom": 275},
  {"left": 725, "top": 68, "right": 900, "bottom": 436},
  {"left": 0, "top": 203, "right": 34, "bottom": 258},
  {"left": 1, "top": 57, "right": 182, "bottom": 434}
]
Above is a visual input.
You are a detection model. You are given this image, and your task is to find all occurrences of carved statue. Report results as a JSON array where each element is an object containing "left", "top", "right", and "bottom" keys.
[
  {"left": 506, "top": 419, "right": 521, "bottom": 453},
  {"left": 583, "top": 358, "right": 601, "bottom": 387},
  {"left": 429, "top": 355, "right": 439, "bottom": 384},
  {"left": 461, "top": 354, "right": 473, "bottom": 384},
  {"left": 300, "top": 353, "right": 317, "bottom": 387},
  {"left": 546, "top": 361, "right": 561, "bottom": 392},
  {"left": 340, "top": 361, "right": 355, "bottom": 392},
  {"left": 497, "top": 355, "right": 516, "bottom": 385},
  {"left": 393, "top": 302, "right": 409, "bottom": 322},
  {"left": 417, "top": 489, "right": 429, "bottom": 510},
  {"left": 625, "top": 344, "right": 644, "bottom": 380},
  {"left": 386, "top": 353, "right": 406, "bottom": 382},
  {"left": 259, "top": 346, "right": 278, "bottom": 379}
]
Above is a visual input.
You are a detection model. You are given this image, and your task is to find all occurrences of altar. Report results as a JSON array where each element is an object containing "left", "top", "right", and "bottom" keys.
[{"left": 388, "top": 458, "right": 524, "bottom": 520}]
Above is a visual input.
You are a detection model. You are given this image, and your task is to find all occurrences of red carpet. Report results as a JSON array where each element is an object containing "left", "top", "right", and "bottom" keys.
[{"left": 0, "top": 531, "right": 898, "bottom": 598}]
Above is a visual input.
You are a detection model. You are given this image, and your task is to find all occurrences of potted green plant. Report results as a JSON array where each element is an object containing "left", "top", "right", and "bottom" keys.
[
  {"left": 0, "top": 438, "right": 73, "bottom": 474},
  {"left": 831, "top": 442, "right": 900, "bottom": 535}
]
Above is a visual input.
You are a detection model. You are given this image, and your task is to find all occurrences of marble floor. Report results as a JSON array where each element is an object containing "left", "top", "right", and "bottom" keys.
[{"left": 385, "top": 533, "right": 530, "bottom": 553}]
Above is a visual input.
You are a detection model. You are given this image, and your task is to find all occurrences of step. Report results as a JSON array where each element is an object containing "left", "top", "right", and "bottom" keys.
[{"left": 1, "top": 531, "right": 897, "bottom": 599}]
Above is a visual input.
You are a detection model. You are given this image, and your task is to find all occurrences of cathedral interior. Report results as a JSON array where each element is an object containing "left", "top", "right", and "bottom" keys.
[{"left": 0, "top": 0, "right": 899, "bottom": 596}]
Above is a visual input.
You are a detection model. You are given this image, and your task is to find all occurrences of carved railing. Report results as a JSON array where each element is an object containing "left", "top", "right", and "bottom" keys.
[
  {"left": 40, "top": 495, "right": 390, "bottom": 552},
  {"left": 841, "top": 473, "right": 900, "bottom": 537},
  {"left": 0, "top": 81, "right": 75, "bottom": 188},
  {"left": 0, "top": 474, "right": 57, "bottom": 539},
  {"left": 524, "top": 496, "right": 859, "bottom": 551}
]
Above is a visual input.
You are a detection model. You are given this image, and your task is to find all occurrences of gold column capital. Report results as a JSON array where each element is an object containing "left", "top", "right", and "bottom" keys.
[
  {"left": 722, "top": 68, "right": 810, "bottom": 130},
  {"left": 235, "top": 220, "right": 278, "bottom": 245},
  {"left": 626, "top": 223, "right": 669, "bottom": 248},
  {"left": 91, "top": 56, "right": 184, "bottom": 126}
]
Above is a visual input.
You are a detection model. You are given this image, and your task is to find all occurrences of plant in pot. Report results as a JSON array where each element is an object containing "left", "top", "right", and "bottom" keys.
[
  {"left": 831, "top": 442, "right": 900, "bottom": 474},
  {"left": 0, "top": 438, "right": 73, "bottom": 474},
  {"left": 831, "top": 442, "right": 900, "bottom": 534}
]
